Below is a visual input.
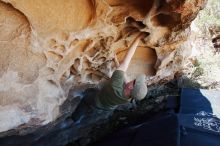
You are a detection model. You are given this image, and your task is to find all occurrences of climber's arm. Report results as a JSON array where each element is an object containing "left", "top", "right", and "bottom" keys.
[{"left": 117, "top": 33, "right": 143, "bottom": 72}]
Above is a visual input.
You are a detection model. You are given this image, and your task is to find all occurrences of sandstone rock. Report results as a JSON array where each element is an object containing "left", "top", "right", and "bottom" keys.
[{"left": 0, "top": 0, "right": 206, "bottom": 133}]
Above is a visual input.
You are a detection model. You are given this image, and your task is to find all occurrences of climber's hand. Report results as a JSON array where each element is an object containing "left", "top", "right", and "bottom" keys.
[
  {"left": 134, "top": 32, "right": 150, "bottom": 42},
  {"left": 139, "top": 32, "right": 150, "bottom": 39}
]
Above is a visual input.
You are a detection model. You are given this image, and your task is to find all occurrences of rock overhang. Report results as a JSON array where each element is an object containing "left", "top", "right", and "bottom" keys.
[{"left": 0, "top": 0, "right": 207, "bottom": 133}]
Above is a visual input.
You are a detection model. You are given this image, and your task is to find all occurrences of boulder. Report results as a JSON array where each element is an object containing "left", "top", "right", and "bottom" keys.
[{"left": 0, "top": 0, "right": 206, "bottom": 142}]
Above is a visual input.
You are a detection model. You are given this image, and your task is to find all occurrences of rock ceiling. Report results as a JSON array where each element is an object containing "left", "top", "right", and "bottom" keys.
[{"left": 0, "top": 0, "right": 206, "bottom": 132}]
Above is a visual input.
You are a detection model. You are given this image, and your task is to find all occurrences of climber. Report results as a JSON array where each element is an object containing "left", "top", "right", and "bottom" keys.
[
  {"left": 94, "top": 32, "right": 149, "bottom": 110},
  {"left": 72, "top": 32, "right": 149, "bottom": 123}
]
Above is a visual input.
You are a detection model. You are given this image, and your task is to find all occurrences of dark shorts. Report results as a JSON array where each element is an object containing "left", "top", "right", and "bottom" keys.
[{"left": 72, "top": 88, "right": 114, "bottom": 124}]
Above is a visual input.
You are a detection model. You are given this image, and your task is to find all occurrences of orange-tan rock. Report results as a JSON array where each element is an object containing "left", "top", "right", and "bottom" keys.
[{"left": 0, "top": 0, "right": 206, "bottom": 132}]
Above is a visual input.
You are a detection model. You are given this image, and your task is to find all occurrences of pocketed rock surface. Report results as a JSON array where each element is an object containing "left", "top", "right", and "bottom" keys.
[{"left": 0, "top": 0, "right": 206, "bottom": 133}]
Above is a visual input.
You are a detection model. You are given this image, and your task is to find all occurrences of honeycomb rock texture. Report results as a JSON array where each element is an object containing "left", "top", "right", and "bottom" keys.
[{"left": 0, "top": 0, "right": 206, "bottom": 132}]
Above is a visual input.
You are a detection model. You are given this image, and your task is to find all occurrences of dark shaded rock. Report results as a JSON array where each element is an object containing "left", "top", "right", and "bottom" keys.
[{"left": 0, "top": 80, "right": 179, "bottom": 146}]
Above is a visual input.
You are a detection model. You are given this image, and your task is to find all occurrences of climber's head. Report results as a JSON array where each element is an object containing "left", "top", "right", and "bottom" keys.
[{"left": 124, "top": 74, "right": 148, "bottom": 100}]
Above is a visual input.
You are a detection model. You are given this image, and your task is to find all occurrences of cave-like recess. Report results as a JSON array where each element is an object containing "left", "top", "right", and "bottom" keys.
[{"left": 0, "top": 0, "right": 206, "bottom": 143}]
